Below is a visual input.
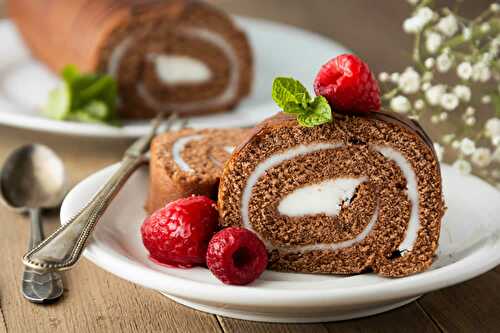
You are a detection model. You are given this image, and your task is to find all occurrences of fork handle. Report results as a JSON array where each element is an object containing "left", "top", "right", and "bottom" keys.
[{"left": 22, "top": 157, "right": 144, "bottom": 271}]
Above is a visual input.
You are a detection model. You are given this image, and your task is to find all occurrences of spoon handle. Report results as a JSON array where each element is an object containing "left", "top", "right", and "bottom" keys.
[
  {"left": 22, "top": 157, "right": 144, "bottom": 271},
  {"left": 22, "top": 209, "right": 64, "bottom": 302}
]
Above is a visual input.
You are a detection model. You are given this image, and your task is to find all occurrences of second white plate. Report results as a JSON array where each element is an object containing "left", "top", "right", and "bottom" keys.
[
  {"left": 0, "top": 17, "right": 347, "bottom": 137},
  {"left": 60, "top": 163, "right": 500, "bottom": 322}
]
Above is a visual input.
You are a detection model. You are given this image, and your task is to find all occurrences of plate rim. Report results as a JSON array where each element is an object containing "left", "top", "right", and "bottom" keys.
[
  {"left": 62, "top": 163, "right": 500, "bottom": 308},
  {"left": 0, "top": 16, "right": 348, "bottom": 138}
]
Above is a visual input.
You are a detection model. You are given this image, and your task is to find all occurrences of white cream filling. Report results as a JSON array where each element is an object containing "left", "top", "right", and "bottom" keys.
[
  {"left": 278, "top": 177, "right": 367, "bottom": 217},
  {"left": 108, "top": 37, "right": 133, "bottom": 78},
  {"left": 171, "top": 135, "right": 204, "bottom": 172},
  {"left": 373, "top": 146, "right": 419, "bottom": 252},
  {"left": 241, "top": 143, "right": 420, "bottom": 254},
  {"left": 107, "top": 27, "right": 240, "bottom": 113},
  {"left": 224, "top": 146, "right": 235, "bottom": 154},
  {"left": 147, "top": 54, "right": 212, "bottom": 85}
]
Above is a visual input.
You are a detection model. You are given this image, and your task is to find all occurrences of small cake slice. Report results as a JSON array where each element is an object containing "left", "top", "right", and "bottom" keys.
[
  {"left": 147, "top": 128, "right": 249, "bottom": 213},
  {"left": 8, "top": 0, "right": 253, "bottom": 119},
  {"left": 218, "top": 112, "right": 445, "bottom": 277}
]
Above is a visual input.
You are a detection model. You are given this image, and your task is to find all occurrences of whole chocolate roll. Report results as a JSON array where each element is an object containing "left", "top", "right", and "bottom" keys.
[{"left": 8, "top": 0, "right": 253, "bottom": 119}]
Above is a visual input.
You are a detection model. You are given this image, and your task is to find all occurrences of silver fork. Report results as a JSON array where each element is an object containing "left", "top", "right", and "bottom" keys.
[{"left": 22, "top": 113, "right": 179, "bottom": 272}]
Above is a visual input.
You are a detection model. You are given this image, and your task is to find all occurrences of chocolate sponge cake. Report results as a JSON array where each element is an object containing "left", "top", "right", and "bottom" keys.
[
  {"left": 8, "top": 0, "right": 253, "bottom": 119},
  {"left": 147, "top": 128, "right": 249, "bottom": 213},
  {"left": 218, "top": 112, "right": 445, "bottom": 277}
]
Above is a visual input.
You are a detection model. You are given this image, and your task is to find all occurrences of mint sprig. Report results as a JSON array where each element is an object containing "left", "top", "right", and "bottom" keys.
[
  {"left": 43, "top": 65, "right": 120, "bottom": 126},
  {"left": 272, "top": 77, "right": 332, "bottom": 127}
]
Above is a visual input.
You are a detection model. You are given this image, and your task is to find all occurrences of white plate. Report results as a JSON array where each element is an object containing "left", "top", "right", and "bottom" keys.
[
  {"left": 0, "top": 18, "right": 347, "bottom": 138},
  {"left": 60, "top": 163, "right": 500, "bottom": 323}
]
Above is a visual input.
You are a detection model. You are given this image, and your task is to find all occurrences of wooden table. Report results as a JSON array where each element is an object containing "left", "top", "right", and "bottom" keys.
[{"left": 0, "top": 1, "right": 499, "bottom": 332}]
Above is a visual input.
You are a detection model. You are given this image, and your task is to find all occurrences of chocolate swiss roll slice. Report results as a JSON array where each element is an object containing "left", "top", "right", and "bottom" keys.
[
  {"left": 147, "top": 128, "right": 249, "bottom": 213},
  {"left": 218, "top": 112, "right": 445, "bottom": 277},
  {"left": 8, "top": 0, "right": 253, "bottom": 118}
]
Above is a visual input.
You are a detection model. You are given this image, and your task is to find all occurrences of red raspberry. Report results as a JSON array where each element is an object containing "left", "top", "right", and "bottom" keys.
[
  {"left": 141, "top": 196, "right": 218, "bottom": 268},
  {"left": 314, "top": 54, "right": 381, "bottom": 112},
  {"left": 206, "top": 227, "right": 268, "bottom": 285}
]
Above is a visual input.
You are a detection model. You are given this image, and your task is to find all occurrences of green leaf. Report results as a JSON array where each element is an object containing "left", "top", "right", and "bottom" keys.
[
  {"left": 42, "top": 82, "right": 71, "bottom": 120},
  {"left": 310, "top": 96, "right": 332, "bottom": 121},
  {"left": 272, "top": 77, "right": 311, "bottom": 110},
  {"left": 61, "top": 65, "right": 80, "bottom": 84},
  {"left": 296, "top": 96, "right": 332, "bottom": 127},
  {"left": 44, "top": 65, "right": 120, "bottom": 126},
  {"left": 283, "top": 102, "right": 306, "bottom": 115},
  {"left": 81, "top": 100, "right": 109, "bottom": 120}
]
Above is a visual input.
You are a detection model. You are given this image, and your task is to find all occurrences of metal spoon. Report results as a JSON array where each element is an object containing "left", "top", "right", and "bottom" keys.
[{"left": 0, "top": 144, "right": 66, "bottom": 303}]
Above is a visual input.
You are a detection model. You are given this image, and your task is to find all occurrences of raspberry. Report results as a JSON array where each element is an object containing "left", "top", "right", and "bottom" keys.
[
  {"left": 206, "top": 227, "right": 268, "bottom": 285},
  {"left": 141, "top": 196, "right": 218, "bottom": 268},
  {"left": 314, "top": 54, "right": 381, "bottom": 112}
]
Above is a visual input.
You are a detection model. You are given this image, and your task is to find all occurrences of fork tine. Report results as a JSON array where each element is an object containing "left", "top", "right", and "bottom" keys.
[{"left": 160, "top": 113, "right": 179, "bottom": 133}]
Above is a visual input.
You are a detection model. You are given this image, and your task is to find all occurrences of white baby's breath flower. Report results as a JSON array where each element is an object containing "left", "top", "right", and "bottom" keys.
[
  {"left": 421, "top": 82, "right": 431, "bottom": 91},
  {"left": 440, "top": 93, "right": 459, "bottom": 111},
  {"left": 431, "top": 115, "right": 439, "bottom": 123},
  {"left": 422, "top": 71, "right": 433, "bottom": 81},
  {"left": 442, "top": 134, "right": 455, "bottom": 144},
  {"left": 425, "top": 84, "right": 446, "bottom": 105},
  {"left": 485, "top": 118, "right": 500, "bottom": 138},
  {"left": 493, "top": 146, "right": 500, "bottom": 162},
  {"left": 436, "top": 53, "right": 453, "bottom": 72},
  {"left": 406, "top": 0, "right": 419, "bottom": 5},
  {"left": 471, "top": 148, "right": 492, "bottom": 167},
  {"left": 457, "top": 62, "right": 473, "bottom": 80},
  {"left": 453, "top": 159, "right": 472, "bottom": 175},
  {"left": 472, "top": 62, "right": 491, "bottom": 82},
  {"left": 465, "top": 106, "right": 475, "bottom": 116},
  {"left": 426, "top": 32, "right": 443, "bottom": 53},
  {"left": 390, "top": 72, "right": 400, "bottom": 83},
  {"left": 403, "top": 7, "right": 434, "bottom": 33},
  {"left": 491, "top": 3, "right": 500, "bottom": 12},
  {"left": 425, "top": 58, "right": 435, "bottom": 69},
  {"left": 398, "top": 67, "right": 421, "bottom": 94},
  {"left": 460, "top": 137, "right": 476, "bottom": 155},
  {"left": 462, "top": 27, "right": 472, "bottom": 40},
  {"left": 436, "top": 14, "right": 458, "bottom": 36},
  {"left": 434, "top": 143, "right": 444, "bottom": 161},
  {"left": 465, "top": 117, "right": 476, "bottom": 126},
  {"left": 390, "top": 95, "right": 411, "bottom": 113},
  {"left": 414, "top": 99, "right": 425, "bottom": 110},
  {"left": 482, "top": 95, "right": 492, "bottom": 104},
  {"left": 378, "top": 72, "right": 389, "bottom": 82},
  {"left": 451, "top": 140, "right": 461, "bottom": 149},
  {"left": 453, "top": 85, "right": 471, "bottom": 102},
  {"left": 493, "top": 136, "right": 500, "bottom": 147},
  {"left": 480, "top": 23, "right": 491, "bottom": 33},
  {"left": 439, "top": 112, "right": 448, "bottom": 121}
]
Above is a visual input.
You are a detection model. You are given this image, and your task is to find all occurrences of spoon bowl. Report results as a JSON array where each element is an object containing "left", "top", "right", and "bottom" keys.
[
  {"left": 0, "top": 144, "right": 66, "bottom": 210},
  {"left": 0, "top": 144, "right": 66, "bottom": 303}
]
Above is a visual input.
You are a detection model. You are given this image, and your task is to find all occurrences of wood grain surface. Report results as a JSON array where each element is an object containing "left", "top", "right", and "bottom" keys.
[{"left": 0, "top": 1, "right": 498, "bottom": 332}]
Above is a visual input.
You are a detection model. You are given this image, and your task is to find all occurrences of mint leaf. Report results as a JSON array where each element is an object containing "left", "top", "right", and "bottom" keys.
[
  {"left": 61, "top": 65, "right": 80, "bottom": 84},
  {"left": 272, "top": 77, "right": 311, "bottom": 110},
  {"left": 43, "top": 65, "right": 120, "bottom": 126},
  {"left": 310, "top": 96, "right": 332, "bottom": 121},
  {"left": 295, "top": 96, "right": 332, "bottom": 127},
  {"left": 283, "top": 102, "right": 306, "bottom": 115},
  {"left": 42, "top": 82, "right": 71, "bottom": 120}
]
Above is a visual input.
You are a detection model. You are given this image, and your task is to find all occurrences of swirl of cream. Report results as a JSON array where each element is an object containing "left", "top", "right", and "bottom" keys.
[
  {"left": 107, "top": 27, "right": 239, "bottom": 113},
  {"left": 241, "top": 143, "right": 420, "bottom": 254}
]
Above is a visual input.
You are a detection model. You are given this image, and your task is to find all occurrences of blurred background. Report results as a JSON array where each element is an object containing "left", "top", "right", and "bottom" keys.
[{"left": 0, "top": 0, "right": 491, "bottom": 79}]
